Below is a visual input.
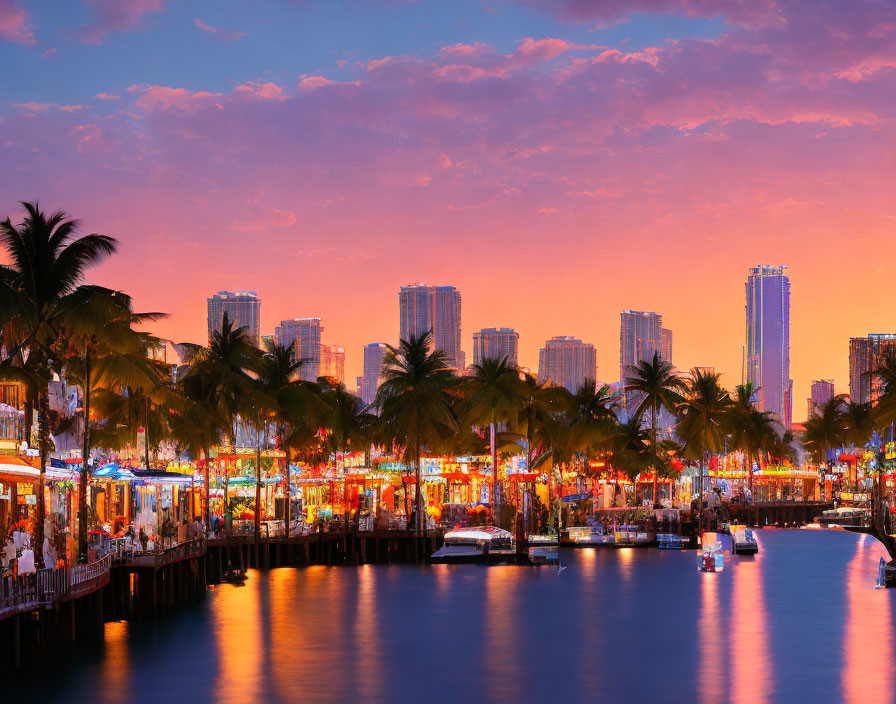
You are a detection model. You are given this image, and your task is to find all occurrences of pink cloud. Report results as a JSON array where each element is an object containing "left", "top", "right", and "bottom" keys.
[
  {"left": 230, "top": 208, "right": 297, "bottom": 232},
  {"left": 95, "top": 92, "right": 120, "bottom": 100},
  {"left": 194, "top": 17, "right": 247, "bottom": 42},
  {"left": 516, "top": 0, "right": 784, "bottom": 28},
  {"left": 234, "top": 82, "right": 285, "bottom": 100},
  {"left": 77, "top": 0, "right": 166, "bottom": 44},
  {"left": 12, "top": 102, "right": 86, "bottom": 113},
  {"left": 0, "top": 0, "right": 34, "bottom": 45},
  {"left": 128, "top": 84, "right": 223, "bottom": 112}
]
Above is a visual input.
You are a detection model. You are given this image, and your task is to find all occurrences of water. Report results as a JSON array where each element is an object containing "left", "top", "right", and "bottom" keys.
[{"left": 18, "top": 530, "right": 896, "bottom": 704}]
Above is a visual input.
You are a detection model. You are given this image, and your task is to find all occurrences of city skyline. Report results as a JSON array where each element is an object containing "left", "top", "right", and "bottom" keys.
[
  {"left": 203, "top": 270, "right": 877, "bottom": 422},
  {"left": 2, "top": 1, "right": 893, "bottom": 420}
]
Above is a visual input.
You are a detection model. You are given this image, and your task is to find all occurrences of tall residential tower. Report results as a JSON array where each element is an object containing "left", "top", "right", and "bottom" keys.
[
  {"left": 745, "top": 265, "right": 792, "bottom": 428},
  {"left": 538, "top": 336, "right": 597, "bottom": 393},
  {"left": 619, "top": 311, "right": 671, "bottom": 381},
  {"left": 362, "top": 343, "right": 389, "bottom": 407},
  {"left": 398, "top": 284, "right": 464, "bottom": 370},
  {"left": 473, "top": 328, "right": 519, "bottom": 367},
  {"left": 275, "top": 318, "right": 322, "bottom": 382},
  {"left": 849, "top": 334, "right": 896, "bottom": 405},
  {"left": 207, "top": 291, "right": 261, "bottom": 346}
]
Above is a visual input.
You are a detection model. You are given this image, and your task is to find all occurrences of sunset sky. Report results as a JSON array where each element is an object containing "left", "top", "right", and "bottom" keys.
[{"left": 1, "top": 0, "right": 894, "bottom": 420}]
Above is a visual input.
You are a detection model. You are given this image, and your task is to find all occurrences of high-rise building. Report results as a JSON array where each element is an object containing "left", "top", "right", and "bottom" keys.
[
  {"left": 362, "top": 343, "right": 389, "bottom": 407},
  {"left": 746, "top": 265, "right": 792, "bottom": 428},
  {"left": 808, "top": 379, "right": 835, "bottom": 419},
  {"left": 849, "top": 334, "right": 896, "bottom": 405},
  {"left": 398, "top": 284, "right": 463, "bottom": 370},
  {"left": 274, "top": 318, "right": 322, "bottom": 382},
  {"left": 620, "top": 310, "right": 663, "bottom": 381},
  {"left": 538, "top": 336, "right": 597, "bottom": 393},
  {"left": 661, "top": 328, "right": 673, "bottom": 365},
  {"left": 473, "top": 327, "right": 519, "bottom": 367},
  {"left": 320, "top": 344, "right": 346, "bottom": 384},
  {"left": 207, "top": 291, "right": 261, "bottom": 346}
]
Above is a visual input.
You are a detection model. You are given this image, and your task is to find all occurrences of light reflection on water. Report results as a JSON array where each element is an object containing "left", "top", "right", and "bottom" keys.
[
  {"left": 730, "top": 535, "right": 773, "bottom": 704},
  {"left": 843, "top": 535, "right": 894, "bottom": 703},
  {"left": 15, "top": 530, "right": 896, "bottom": 704}
]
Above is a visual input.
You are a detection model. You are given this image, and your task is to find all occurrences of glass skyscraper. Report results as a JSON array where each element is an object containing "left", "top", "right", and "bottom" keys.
[
  {"left": 473, "top": 327, "right": 519, "bottom": 367},
  {"left": 537, "top": 336, "right": 597, "bottom": 393},
  {"left": 362, "top": 343, "right": 389, "bottom": 407},
  {"left": 619, "top": 310, "right": 671, "bottom": 382},
  {"left": 275, "top": 318, "right": 322, "bottom": 382},
  {"left": 398, "top": 284, "right": 464, "bottom": 371},
  {"left": 207, "top": 290, "right": 261, "bottom": 346},
  {"left": 745, "top": 265, "right": 792, "bottom": 428}
]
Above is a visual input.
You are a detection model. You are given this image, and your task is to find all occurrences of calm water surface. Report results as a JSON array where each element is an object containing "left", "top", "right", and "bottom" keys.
[{"left": 21, "top": 530, "right": 896, "bottom": 704}]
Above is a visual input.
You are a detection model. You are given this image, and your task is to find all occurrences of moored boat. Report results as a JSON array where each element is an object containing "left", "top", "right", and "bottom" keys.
[
  {"left": 815, "top": 506, "right": 869, "bottom": 528},
  {"left": 431, "top": 526, "right": 516, "bottom": 564},
  {"left": 731, "top": 525, "right": 759, "bottom": 555}
]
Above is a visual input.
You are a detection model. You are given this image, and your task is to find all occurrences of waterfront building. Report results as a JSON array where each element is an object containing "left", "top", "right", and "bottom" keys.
[
  {"left": 745, "top": 265, "right": 792, "bottom": 428},
  {"left": 538, "top": 336, "right": 597, "bottom": 393},
  {"left": 398, "top": 284, "right": 464, "bottom": 370},
  {"left": 473, "top": 327, "right": 519, "bottom": 367},
  {"left": 207, "top": 290, "right": 261, "bottom": 346},
  {"left": 808, "top": 379, "right": 835, "bottom": 418},
  {"left": 275, "top": 318, "right": 322, "bottom": 382},
  {"left": 320, "top": 344, "right": 346, "bottom": 384},
  {"left": 619, "top": 310, "right": 665, "bottom": 381},
  {"left": 362, "top": 343, "right": 389, "bottom": 407},
  {"left": 849, "top": 334, "right": 896, "bottom": 405}
]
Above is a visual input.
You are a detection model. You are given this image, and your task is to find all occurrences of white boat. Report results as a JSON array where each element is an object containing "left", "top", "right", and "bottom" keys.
[
  {"left": 431, "top": 526, "right": 516, "bottom": 564},
  {"left": 731, "top": 526, "right": 759, "bottom": 555}
]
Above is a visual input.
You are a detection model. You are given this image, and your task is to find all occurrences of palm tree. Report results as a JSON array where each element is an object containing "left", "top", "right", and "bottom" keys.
[
  {"left": 59, "top": 287, "right": 165, "bottom": 561},
  {"left": 256, "top": 341, "right": 322, "bottom": 533},
  {"left": 726, "top": 382, "right": 780, "bottom": 494},
  {"left": 178, "top": 314, "right": 260, "bottom": 530},
  {"left": 611, "top": 416, "right": 652, "bottom": 497},
  {"left": 570, "top": 382, "right": 618, "bottom": 482},
  {"left": 626, "top": 352, "right": 685, "bottom": 507},
  {"left": 461, "top": 357, "right": 522, "bottom": 523},
  {"left": 0, "top": 203, "right": 116, "bottom": 566},
  {"left": 676, "top": 369, "right": 730, "bottom": 526},
  {"left": 375, "top": 332, "right": 457, "bottom": 535},
  {"left": 801, "top": 395, "right": 847, "bottom": 466}
]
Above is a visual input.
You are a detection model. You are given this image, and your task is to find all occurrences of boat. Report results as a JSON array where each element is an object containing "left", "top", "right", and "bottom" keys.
[
  {"left": 561, "top": 524, "right": 655, "bottom": 547},
  {"left": 730, "top": 526, "right": 759, "bottom": 555},
  {"left": 222, "top": 568, "right": 248, "bottom": 584},
  {"left": 657, "top": 533, "right": 688, "bottom": 550},
  {"left": 431, "top": 526, "right": 516, "bottom": 564},
  {"left": 528, "top": 545, "right": 560, "bottom": 565},
  {"left": 698, "top": 542, "right": 726, "bottom": 572},
  {"left": 816, "top": 506, "right": 870, "bottom": 528}
]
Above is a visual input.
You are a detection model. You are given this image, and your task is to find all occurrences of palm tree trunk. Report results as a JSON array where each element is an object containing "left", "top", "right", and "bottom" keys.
[
  {"left": 35, "top": 391, "right": 49, "bottom": 569},
  {"left": 204, "top": 446, "right": 211, "bottom": 532},
  {"left": 415, "top": 436, "right": 422, "bottom": 536},
  {"left": 283, "top": 430, "right": 291, "bottom": 535},
  {"left": 651, "top": 400, "right": 658, "bottom": 507},
  {"left": 78, "top": 347, "right": 91, "bottom": 564},
  {"left": 144, "top": 396, "right": 151, "bottom": 471},
  {"left": 255, "top": 420, "right": 262, "bottom": 552},
  {"left": 491, "top": 422, "right": 498, "bottom": 527}
]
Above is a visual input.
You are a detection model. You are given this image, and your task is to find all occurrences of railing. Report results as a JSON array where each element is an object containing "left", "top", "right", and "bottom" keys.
[
  {"left": 121, "top": 538, "right": 206, "bottom": 568},
  {"left": 68, "top": 554, "right": 112, "bottom": 599},
  {"left": 0, "top": 553, "right": 113, "bottom": 617}
]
